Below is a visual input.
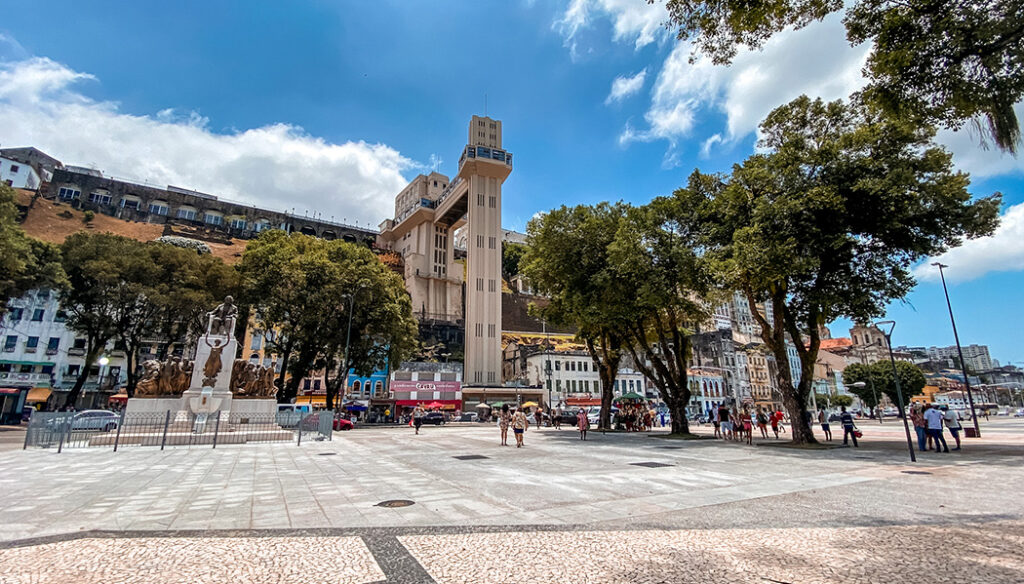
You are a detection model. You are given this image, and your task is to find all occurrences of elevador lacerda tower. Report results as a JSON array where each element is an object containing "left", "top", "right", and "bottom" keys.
[{"left": 378, "top": 116, "right": 513, "bottom": 387}]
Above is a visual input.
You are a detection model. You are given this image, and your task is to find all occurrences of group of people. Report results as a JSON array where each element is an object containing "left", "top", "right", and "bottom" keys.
[
  {"left": 909, "top": 403, "right": 963, "bottom": 452},
  {"left": 713, "top": 404, "right": 787, "bottom": 445},
  {"left": 617, "top": 404, "right": 660, "bottom": 431},
  {"left": 814, "top": 406, "right": 860, "bottom": 446},
  {"left": 494, "top": 404, "right": 591, "bottom": 447}
]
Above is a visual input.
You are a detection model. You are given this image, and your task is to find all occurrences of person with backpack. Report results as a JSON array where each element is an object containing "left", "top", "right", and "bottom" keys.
[
  {"left": 756, "top": 407, "right": 769, "bottom": 439},
  {"left": 840, "top": 406, "right": 858, "bottom": 447}
]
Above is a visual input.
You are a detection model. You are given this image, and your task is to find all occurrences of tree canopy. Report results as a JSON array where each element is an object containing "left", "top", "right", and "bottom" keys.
[
  {"left": 695, "top": 95, "right": 999, "bottom": 443},
  {"left": 524, "top": 203, "right": 633, "bottom": 428},
  {"left": 844, "top": 360, "right": 927, "bottom": 408},
  {"left": 0, "top": 184, "right": 65, "bottom": 315},
  {"left": 238, "top": 231, "right": 417, "bottom": 408},
  {"left": 660, "top": 0, "right": 1024, "bottom": 152}
]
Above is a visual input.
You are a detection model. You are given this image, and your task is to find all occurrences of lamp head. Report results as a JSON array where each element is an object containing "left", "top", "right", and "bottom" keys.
[
  {"left": 873, "top": 320, "right": 896, "bottom": 337},
  {"left": 931, "top": 262, "right": 948, "bottom": 269},
  {"left": 849, "top": 382, "right": 867, "bottom": 388},
  {"left": 98, "top": 356, "right": 110, "bottom": 366}
]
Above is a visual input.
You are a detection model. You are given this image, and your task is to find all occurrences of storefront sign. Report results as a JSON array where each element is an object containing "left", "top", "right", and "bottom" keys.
[{"left": 390, "top": 380, "right": 461, "bottom": 392}]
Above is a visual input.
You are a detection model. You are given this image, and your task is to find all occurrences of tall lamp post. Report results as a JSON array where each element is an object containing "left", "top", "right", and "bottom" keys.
[
  {"left": 339, "top": 284, "right": 368, "bottom": 411},
  {"left": 932, "top": 262, "right": 981, "bottom": 437},
  {"left": 874, "top": 320, "right": 916, "bottom": 463}
]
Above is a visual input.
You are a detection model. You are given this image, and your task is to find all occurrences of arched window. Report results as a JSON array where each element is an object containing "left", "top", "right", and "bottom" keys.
[
  {"left": 352, "top": 380, "right": 361, "bottom": 393},
  {"left": 374, "top": 381, "right": 383, "bottom": 396}
]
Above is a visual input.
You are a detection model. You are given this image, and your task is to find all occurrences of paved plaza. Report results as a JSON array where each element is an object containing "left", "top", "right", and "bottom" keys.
[{"left": 1, "top": 420, "right": 1023, "bottom": 582}]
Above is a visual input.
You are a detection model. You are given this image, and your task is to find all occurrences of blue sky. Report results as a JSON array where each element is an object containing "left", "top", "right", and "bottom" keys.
[{"left": 2, "top": 1, "right": 1021, "bottom": 365}]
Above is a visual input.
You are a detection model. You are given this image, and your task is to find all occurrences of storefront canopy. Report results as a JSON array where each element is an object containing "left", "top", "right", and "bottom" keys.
[{"left": 25, "top": 388, "right": 51, "bottom": 403}]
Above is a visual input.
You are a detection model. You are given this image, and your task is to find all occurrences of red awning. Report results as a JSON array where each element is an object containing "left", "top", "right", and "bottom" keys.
[{"left": 566, "top": 398, "right": 602, "bottom": 406}]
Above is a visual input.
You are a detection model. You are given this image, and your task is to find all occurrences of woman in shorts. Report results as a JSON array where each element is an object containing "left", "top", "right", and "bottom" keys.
[
  {"left": 740, "top": 405, "right": 754, "bottom": 445},
  {"left": 511, "top": 407, "right": 529, "bottom": 448}
]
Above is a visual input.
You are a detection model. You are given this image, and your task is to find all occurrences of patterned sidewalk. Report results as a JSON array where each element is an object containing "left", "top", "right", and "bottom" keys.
[{"left": 1, "top": 521, "right": 1022, "bottom": 584}]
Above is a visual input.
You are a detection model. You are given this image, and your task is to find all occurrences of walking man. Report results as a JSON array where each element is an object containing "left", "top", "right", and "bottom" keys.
[
  {"left": 840, "top": 406, "right": 858, "bottom": 447},
  {"left": 924, "top": 403, "right": 950, "bottom": 453},
  {"left": 818, "top": 408, "right": 832, "bottom": 441}
]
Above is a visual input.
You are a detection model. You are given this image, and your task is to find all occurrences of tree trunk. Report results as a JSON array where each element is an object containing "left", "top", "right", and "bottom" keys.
[
  {"left": 275, "top": 341, "right": 293, "bottom": 404},
  {"left": 124, "top": 342, "right": 138, "bottom": 398},
  {"left": 65, "top": 342, "right": 103, "bottom": 409},
  {"left": 585, "top": 334, "right": 621, "bottom": 430},
  {"left": 667, "top": 393, "right": 690, "bottom": 434}
]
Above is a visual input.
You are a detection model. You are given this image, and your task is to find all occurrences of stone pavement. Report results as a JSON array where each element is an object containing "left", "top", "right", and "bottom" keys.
[{"left": 1, "top": 421, "right": 1022, "bottom": 582}]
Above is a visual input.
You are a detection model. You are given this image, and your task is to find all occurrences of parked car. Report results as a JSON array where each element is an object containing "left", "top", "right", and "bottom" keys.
[
  {"left": 47, "top": 410, "right": 120, "bottom": 432},
  {"left": 1014, "top": 408, "right": 1024, "bottom": 418},
  {"left": 422, "top": 412, "right": 446, "bottom": 425},
  {"left": 558, "top": 410, "right": 580, "bottom": 426},
  {"left": 458, "top": 412, "right": 479, "bottom": 422},
  {"left": 333, "top": 413, "right": 354, "bottom": 431}
]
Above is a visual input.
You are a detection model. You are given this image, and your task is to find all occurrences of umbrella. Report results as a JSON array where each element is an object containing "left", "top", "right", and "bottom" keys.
[
  {"left": 425, "top": 401, "right": 444, "bottom": 410},
  {"left": 521, "top": 401, "right": 539, "bottom": 408},
  {"left": 475, "top": 402, "right": 492, "bottom": 409},
  {"left": 616, "top": 392, "right": 645, "bottom": 402},
  {"left": 489, "top": 401, "right": 506, "bottom": 408}
]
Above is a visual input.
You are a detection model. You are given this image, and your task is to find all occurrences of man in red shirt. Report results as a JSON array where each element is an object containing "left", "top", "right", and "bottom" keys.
[{"left": 771, "top": 410, "right": 785, "bottom": 439}]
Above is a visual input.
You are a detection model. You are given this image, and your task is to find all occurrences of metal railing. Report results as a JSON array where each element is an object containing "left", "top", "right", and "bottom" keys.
[{"left": 23, "top": 410, "right": 334, "bottom": 451}]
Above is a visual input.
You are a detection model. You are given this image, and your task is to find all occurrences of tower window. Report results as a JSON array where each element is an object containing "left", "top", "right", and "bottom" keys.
[
  {"left": 489, "top": 195, "right": 496, "bottom": 208},
  {"left": 477, "top": 194, "right": 484, "bottom": 206}
]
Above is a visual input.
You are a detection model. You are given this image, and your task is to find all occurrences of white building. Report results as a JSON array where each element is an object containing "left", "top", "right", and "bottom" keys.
[
  {"left": 1, "top": 290, "right": 128, "bottom": 409},
  {"left": 1, "top": 157, "right": 42, "bottom": 190},
  {"left": 522, "top": 350, "right": 648, "bottom": 405}
]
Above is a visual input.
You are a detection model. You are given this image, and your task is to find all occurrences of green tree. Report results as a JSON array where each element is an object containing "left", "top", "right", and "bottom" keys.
[
  {"left": 814, "top": 392, "right": 853, "bottom": 408},
  {"left": 608, "top": 196, "right": 713, "bottom": 435},
  {"left": 660, "top": 0, "right": 1024, "bottom": 152},
  {"left": 59, "top": 233, "right": 152, "bottom": 407},
  {"left": 844, "top": 360, "right": 926, "bottom": 412},
  {"left": 842, "top": 362, "right": 883, "bottom": 413},
  {"left": 501, "top": 241, "right": 528, "bottom": 282},
  {"left": 238, "top": 231, "right": 417, "bottom": 408},
  {"left": 0, "top": 184, "right": 65, "bottom": 315},
  {"left": 116, "top": 243, "right": 239, "bottom": 396},
  {"left": 695, "top": 96, "right": 1000, "bottom": 444},
  {"left": 524, "top": 204, "right": 632, "bottom": 429}
]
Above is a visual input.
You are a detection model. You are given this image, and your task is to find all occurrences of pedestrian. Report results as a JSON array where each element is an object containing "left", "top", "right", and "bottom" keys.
[
  {"left": 499, "top": 404, "right": 511, "bottom": 446},
  {"left": 840, "top": 406, "right": 858, "bottom": 447},
  {"left": 775, "top": 409, "right": 787, "bottom": 433},
  {"left": 512, "top": 407, "right": 529, "bottom": 448},
  {"left": 924, "top": 404, "right": 950, "bottom": 452},
  {"left": 756, "top": 407, "right": 769, "bottom": 439},
  {"left": 818, "top": 408, "right": 832, "bottom": 441},
  {"left": 718, "top": 404, "right": 732, "bottom": 441},
  {"left": 534, "top": 407, "right": 543, "bottom": 429},
  {"left": 576, "top": 408, "right": 589, "bottom": 440},
  {"left": 771, "top": 410, "right": 783, "bottom": 438},
  {"left": 731, "top": 407, "right": 742, "bottom": 442},
  {"left": 942, "top": 405, "right": 963, "bottom": 451},
  {"left": 552, "top": 405, "right": 562, "bottom": 430},
  {"left": 909, "top": 404, "right": 927, "bottom": 451},
  {"left": 412, "top": 405, "right": 425, "bottom": 435},
  {"left": 712, "top": 408, "right": 721, "bottom": 438},
  {"left": 740, "top": 405, "right": 753, "bottom": 445}
]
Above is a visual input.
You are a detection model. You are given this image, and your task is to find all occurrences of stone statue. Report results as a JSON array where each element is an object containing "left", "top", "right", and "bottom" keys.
[
  {"left": 135, "top": 360, "right": 162, "bottom": 397},
  {"left": 229, "top": 358, "right": 278, "bottom": 398},
  {"left": 207, "top": 295, "right": 238, "bottom": 338},
  {"left": 202, "top": 338, "right": 226, "bottom": 386},
  {"left": 132, "top": 357, "right": 192, "bottom": 397}
]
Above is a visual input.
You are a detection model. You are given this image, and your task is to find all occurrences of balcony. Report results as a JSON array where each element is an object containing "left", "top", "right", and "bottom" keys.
[
  {"left": 458, "top": 145, "right": 513, "bottom": 170},
  {"left": 68, "top": 348, "right": 86, "bottom": 356}
]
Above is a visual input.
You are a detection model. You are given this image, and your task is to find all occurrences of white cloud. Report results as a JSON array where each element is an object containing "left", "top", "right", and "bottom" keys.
[
  {"left": 621, "top": 13, "right": 870, "bottom": 161},
  {"left": 0, "top": 57, "right": 414, "bottom": 227},
  {"left": 605, "top": 68, "right": 647, "bottom": 104},
  {"left": 555, "top": 0, "right": 667, "bottom": 59},
  {"left": 913, "top": 203, "right": 1024, "bottom": 283}
]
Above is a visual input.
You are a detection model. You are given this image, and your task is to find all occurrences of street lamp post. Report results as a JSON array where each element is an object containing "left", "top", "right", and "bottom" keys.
[
  {"left": 932, "top": 262, "right": 981, "bottom": 437},
  {"left": 874, "top": 320, "right": 916, "bottom": 463},
  {"left": 848, "top": 379, "right": 882, "bottom": 424},
  {"left": 339, "top": 284, "right": 368, "bottom": 411}
]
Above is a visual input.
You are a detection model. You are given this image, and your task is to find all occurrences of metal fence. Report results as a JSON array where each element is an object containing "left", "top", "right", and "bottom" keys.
[{"left": 24, "top": 410, "right": 334, "bottom": 451}]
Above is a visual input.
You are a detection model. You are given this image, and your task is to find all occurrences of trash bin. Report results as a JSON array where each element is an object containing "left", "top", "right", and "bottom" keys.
[{"left": 964, "top": 427, "right": 978, "bottom": 438}]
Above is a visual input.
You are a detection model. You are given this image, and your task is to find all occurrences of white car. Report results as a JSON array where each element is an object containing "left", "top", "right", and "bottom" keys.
[{"left": 47, "top": 410, "right": 120, "bottom": 432}]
